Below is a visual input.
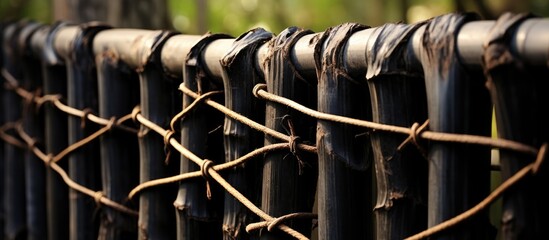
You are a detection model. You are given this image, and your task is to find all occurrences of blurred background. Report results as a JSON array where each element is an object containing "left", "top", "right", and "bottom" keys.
[{"left": 1, "top": 0, "right": 548, "bottom": 36}]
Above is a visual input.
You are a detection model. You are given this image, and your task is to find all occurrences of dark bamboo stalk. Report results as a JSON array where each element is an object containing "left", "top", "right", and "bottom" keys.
[
  {"left": 36, "top": 22, "right": 70, "bottom": 240},
  {"left": 175, "top": 33, "right": 230, "bottom": 240},
  {"left": 312, "top": 22, "right": 373, "bottom": 240},
  {"left": 482, "top": 12, "right": 549, "bottom": 240},
  {"left": 219, "top": 28, "right": 272, "bottom": 240},
  {"left": 260, "top": 26, "right": 318, "bottom": 240},
  {"left": 135, "top": 30, "right": 179, "bottom": 240},
  {"left": 415, "top": 13, "right": 494, "bottom": 239},
  {"left": 18, "top": 21, "right": 47, "bottom": 240},
  {"left": 0, "top": 20, "right": 6, "bottom": 240},
  {"left": 365, "top": 22, "right": 428, "bottom": 239},
  {"left": 65, "top": 23, "right": 110, "bottom": 240},
  {"left": 96, "top": 49, "right": 140, "bottom": 239},
  {"left": 2, "top": 20, "right": 28, "bottom": 240}
]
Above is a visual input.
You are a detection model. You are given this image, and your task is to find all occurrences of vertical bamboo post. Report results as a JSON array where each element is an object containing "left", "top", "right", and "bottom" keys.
[
  {"left": 482, "top": 12, "right": 549, "bottom": 239},
  {"left": 365, "top": 22, "right": 428, "bottom": 239},
  {"left": 64, "top": 23, "right": 110, "bottom": 240},
  {"left": 260, "top": 26, "right": 318, "bottom": 239},
  {"left": 135, "top": 31, "right": 179, "bottom": 240},
  {"left": 2, "top": 20, "right": 28, "bottom": 240},
  {"left": 96, "top": 49, "right": 140, "bottom": 239},
  {"left": 0, "top": 20, "right": 6, "bottom": 240},
  {"left": 415, "top": 13, "right": 494, "bottom": 239},
  {"left": 313, "top": 22, "right": 373, "bottom": 240},
  {"left": 219, "top": 28, "right": 272, "bottom": 239},
  {"left": 34, "top": 22, "right": 71, "bottom": 240},
  {"left": 18, "top": 21, "right": 47, "bottom": 240},
  {"left": 175, "top": 33, "right": 229, "bottom": 240}
]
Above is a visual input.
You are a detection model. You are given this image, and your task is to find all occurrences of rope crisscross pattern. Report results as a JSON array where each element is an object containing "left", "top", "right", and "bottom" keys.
[{"left": 1, "top": 60, "right": 546, "bottom": 240}]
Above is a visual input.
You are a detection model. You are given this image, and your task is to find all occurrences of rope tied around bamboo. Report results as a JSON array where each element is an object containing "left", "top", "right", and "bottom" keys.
[
  {"left": 201, "top": 159, "right": 214, "bottom": 200},
  {"left": 282, "top": 115, "right": 308, "bottom": 174},
  {"left": 5, "top": 118, "right": 139, "bottom": 216},
  {"left": 163, "top": 129, "right": 175, "bottom": 165},
  {"left": 80, "top": 108, "right": 94, "bottom": 129},
  {"left": 93, "top": 191, "right": 105, "bottom": 206},
  {"left": 397, "top": 120, "right": 430, "bottom": 158},
  {"left": 246, "top": 212, "right": 318, "bottom": 233},
  {"left": 133, "top": 107, "right": 309, "bottom": 239},
  {"left": 252, "top": 83, "right": 538, "bottom": 155}
]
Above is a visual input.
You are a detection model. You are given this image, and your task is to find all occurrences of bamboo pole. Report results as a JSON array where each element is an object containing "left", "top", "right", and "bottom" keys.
[
  {"left": 482, "top": 12, "right": 549, "bottom": 239},
  {"left": 62, "top": 23, "right": 110, "bottom": 240},
  {"left": 18, "top": 21, "right": 48, "bottom": 240},
  {"left": 96, "top": 48, "right": 140, "bottom": 239},
  {"left": 219, "top": 28, "right": 273, "bottom": 240},
  {"left": 32, "top": 22, "right": 71, "bottom": 240},
  {"left": 313, "top": 22, "right": 373, "bottom": 240},
  {"left": 2, "top": 20, "right": 28, "bottom": 240},
  {"left": 365, "top": 22, "right": 428, "bottom": 239},
  {"left": 259, "top": 26, "right": 318, "bottom": 240},
  {"left": 134, "top": 30, "right": 179, "bottom": 240},
  {"left": 174, "top": 33, "right": 228, "bottom": 240},
  {"left": 415, "top": 13, "right": 494, "bottom": 239}
]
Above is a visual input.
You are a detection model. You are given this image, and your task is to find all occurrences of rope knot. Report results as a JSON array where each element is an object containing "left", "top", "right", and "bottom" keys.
[
  {"left": 282, "top": 115, "right": 308, "bottom": 174},
  {"left": 80, "top": 108, "right": 94, "bottom": 129},
  {"left": 107, "top": 117, "right": 117, "bottom": 131},
  {"left": 201, "top": 159, "right": 214, "bottom": 200},
  {"left": 93, "top": 191, "right": 104, "bottom": 206},
  {"left": 45, "top": 153, "right": 54, "bottom": 167},
  {"left": 252, "top": 84, "right": 267, "bottom": 98},
  {"left": 163, "top": 130, "right": 175, "bottom": 165},
  {"left": 397, "top": 120, "right": 429, "bottom": 158},
  {"left": 131, "top": 106, "right": 141, "bottom": 123},
  {"left": 289, "top": 136, "right": 302, "bottom": 155}
]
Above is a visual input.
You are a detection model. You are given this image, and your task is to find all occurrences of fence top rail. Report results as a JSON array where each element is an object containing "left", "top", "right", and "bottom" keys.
[{"left": 38, "top": 17, "right": 549, "bottom": 78}]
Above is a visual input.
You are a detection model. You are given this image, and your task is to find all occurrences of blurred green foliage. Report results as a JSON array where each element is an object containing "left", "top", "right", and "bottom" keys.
[{"left": 2, "top": 0, "right": 549, "bottom": 36}]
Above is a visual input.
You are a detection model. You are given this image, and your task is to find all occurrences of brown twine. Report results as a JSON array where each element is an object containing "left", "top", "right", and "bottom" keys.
[
  {"left": 397, "top": 120, "right": 430, "bottom": 158},
  {"left": 135, "top": 112, "right": 308, "bottom": 239},
  {"left": 169, "top": 90, "right": 223, "bottom": 133},
  {"left": 35, "top": 94, "right": 62, "bottom": 110},
  {"left": 45, "top": 153, "right": 54, "bottom": 167},
  {"left": 131, "top": 105, "right": 141, "bottom": 123},
  {"left": 253, "top": 83, "right": 537, "bottom": 156},
  {"left": 5, "top": 68, "right": 547, "bottom": 240},
  {"left": 94, "top": 191, "right": 104, "bottom": 206},
  {"left": 0, "top": 122, "right": 27, "bottom": 149},
  {"left": 246, "top": 212, "right": 318, "bottom": 233},
  {"left": 282, "top": 115, "right": 307, "bottom": 175},
  {"left": 405, "top": 142, "right": 548, "bottom": 240},
  {"left": 127, "top": 143, "right": 291, "bottom": 199},
  {"left": 163, "top": 130, "right": 175, "bottom": 165},
  {"left": 107, "top": 117, "right": 117, "bottom": 131},
  {"left": 180, "top": 83, "right": 317, "bottom": 154},
  {"left": 52, "top": 120, "right": 116, "bottom": 163},
  {"left": 80, "top": 108, "right": 94, "bottom": 129},
  {"left": 201, "top": 159, "right": 214, "bottom": 200},
  {"left": 9, "top": 121, "right": 139, "bottom": 217}
]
